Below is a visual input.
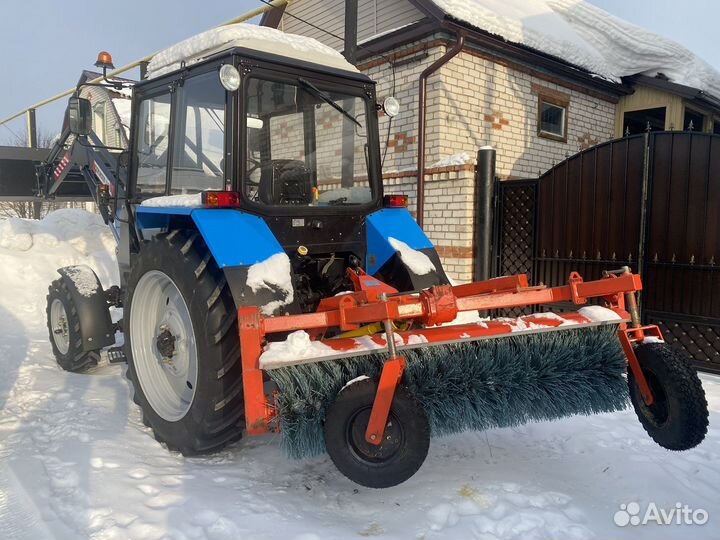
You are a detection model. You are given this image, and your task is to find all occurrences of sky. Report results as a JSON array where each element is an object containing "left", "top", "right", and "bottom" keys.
[{"left": 0, "top": 0, "right": 718, "bottom": 140}]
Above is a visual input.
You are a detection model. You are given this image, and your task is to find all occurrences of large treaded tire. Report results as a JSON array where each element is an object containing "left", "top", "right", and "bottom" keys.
[
  {"left": 324, "top": 379, "right": 430, "bottom": 488},
  {"left": 125, "top": 230, "right": 244, "bottom": 455},
  {"left": 629, "top": 343, "right": 708, "bottom": 451},
  {"left": 46, "top": 278, "right": 100, "bottom": 373}
]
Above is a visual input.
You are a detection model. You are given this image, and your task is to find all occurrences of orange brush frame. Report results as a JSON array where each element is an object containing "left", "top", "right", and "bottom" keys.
[{"left": 237, "top": 268, "right": 659, "bottom": 443}]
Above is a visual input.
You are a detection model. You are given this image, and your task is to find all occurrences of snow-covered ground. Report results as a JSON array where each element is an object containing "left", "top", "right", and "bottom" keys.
[{"left": 1, "top": 209, "right": 719, "bottom": 540}]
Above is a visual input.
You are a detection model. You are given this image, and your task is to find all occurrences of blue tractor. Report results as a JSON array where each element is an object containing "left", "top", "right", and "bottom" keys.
[
  {"left": 25, "top": 26, "right": 707, "bottom": 488},
  {"left": 39, "top": 28, "right": 448, "bottom": 460}
]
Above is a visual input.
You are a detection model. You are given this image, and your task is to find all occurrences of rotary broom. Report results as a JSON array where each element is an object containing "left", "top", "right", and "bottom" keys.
[{"left": 237, "top": 267, "right": 709, "bottom": 488}]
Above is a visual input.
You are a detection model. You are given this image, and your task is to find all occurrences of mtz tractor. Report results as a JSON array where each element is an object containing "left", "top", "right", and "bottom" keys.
[
  {"left": 31, "top": 25, "right": 706, "bottom": 488},
  {"left": 41, "top": 26, "right": 448, "bottom": 459}
]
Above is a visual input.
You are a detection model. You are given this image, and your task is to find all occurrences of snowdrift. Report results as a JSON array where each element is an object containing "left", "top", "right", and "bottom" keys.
[{"left": 0, "top": 209, "right": 118, "bottom": 323}]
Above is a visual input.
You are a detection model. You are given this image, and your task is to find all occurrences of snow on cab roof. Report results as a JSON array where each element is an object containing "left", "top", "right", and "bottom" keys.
[
  {"left": 147, "top": 24, "right": 360, "bottom": 79},
  {"left": 432, "top": 0, "right": 720, "bottom": 99}
]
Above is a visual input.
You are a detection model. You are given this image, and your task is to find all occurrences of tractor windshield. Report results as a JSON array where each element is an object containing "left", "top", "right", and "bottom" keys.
[{"left": 244, "top": 76, "right": 376, "bottom": 208}]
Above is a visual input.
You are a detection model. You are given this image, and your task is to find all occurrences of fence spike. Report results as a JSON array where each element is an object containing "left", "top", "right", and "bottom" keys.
[
  {"left": 710, "top": 256, "right": 716, "bottom": 266},
  {"left": 690, "top": 254, "right": 695, "bottom": 265},
  {"left": 612, "top": 252, "right": 616, "bottom": 261},
  {"left": 671, "top": 253, "right": 676, "bottom": 263}
]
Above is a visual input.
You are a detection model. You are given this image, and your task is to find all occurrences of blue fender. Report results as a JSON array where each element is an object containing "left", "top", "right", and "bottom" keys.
[
  {"left": 134, "top": 207, "right": 295, "bottom": 312},
  {"left": 135, "top": 207, "right": 283, "bottom": 267},
  {"left": 365, "top": 208, "right": 434, "bottom": 274}
]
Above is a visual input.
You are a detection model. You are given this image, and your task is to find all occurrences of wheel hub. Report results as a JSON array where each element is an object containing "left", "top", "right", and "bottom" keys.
[
  {"left": 50, "top": 299, "right": 70, "bottom": 355},
  {"left": 155, "top": 327, "right": 176, "bottom": 359},
  {"left": 129, "top": 270, "right": 198, "bottom": 422},
  {"left": 348, "top": 409, "right": 403, "bottom": 462}
]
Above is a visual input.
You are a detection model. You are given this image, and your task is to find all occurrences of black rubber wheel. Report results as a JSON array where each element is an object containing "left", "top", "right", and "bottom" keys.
[
  {"left": 125, "top": 230, "right": 244, "bottom": 455},
  {"left": 629, "top": 343, "right": 708, "bottom": 451},
  {"left": 324, "top": 378, "right": 430, "bottom": 488},
  {"left": 46, "top": 278, "right": 99, "bottom": 373}
]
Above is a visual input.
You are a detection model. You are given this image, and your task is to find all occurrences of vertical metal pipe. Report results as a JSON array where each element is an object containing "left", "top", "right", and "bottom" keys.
[
  {"left": 27, "top": 109, "right": 42, "bottom": 219},
  {"left": 416, "top": 31, "right": 465, "bottom": 227},
  {"left": 26, "top": 109, "right": 37, "bottom": 148},
  {"left": 473, "top": 147, "right": 496, "bottom": 282},
  {"left": 343, "top": 0, "right": 358, "bottom": 64},
  {"left": 341, "top": 0, "right": 358, "bottom": 188}
]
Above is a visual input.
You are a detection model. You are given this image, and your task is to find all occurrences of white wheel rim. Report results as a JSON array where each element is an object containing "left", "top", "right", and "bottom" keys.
[
  {"left": 50, "top": 299, "right": 70, "bottom": 355},
  {"left": 129, "top": 270, "right": 198, "bottom": 422}
]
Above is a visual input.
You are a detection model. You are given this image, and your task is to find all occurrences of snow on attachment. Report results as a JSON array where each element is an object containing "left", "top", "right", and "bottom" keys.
[
  {"left": 259, "top": 331, "right": 337, "bottom": 368},
  {"left": 578, "top": 305, "right": 623, "bottom": 322}
]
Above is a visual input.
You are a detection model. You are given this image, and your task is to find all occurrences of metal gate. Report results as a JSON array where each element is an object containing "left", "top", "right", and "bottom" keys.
[{"left": 494, "top": 132, "right": 720, "bottom": 372}]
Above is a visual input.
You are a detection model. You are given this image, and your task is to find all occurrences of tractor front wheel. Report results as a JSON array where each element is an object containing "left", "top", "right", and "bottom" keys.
[
  {"left": 125, "top": 230, "right": 244, "bottom": 455},
  {"left": 324, "top": 378, "right": 430, "bottom": 488},
  {"left": 629, "top": 343, "right": 708, "bottom": 451},
  {"left": 46, "top": 279, "right": 100, "bottom": 373}
]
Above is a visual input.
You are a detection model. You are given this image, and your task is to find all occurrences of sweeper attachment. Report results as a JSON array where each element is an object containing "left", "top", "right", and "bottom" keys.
[{"left": 240, "top": 267, "right": 709, "bottom": 488}]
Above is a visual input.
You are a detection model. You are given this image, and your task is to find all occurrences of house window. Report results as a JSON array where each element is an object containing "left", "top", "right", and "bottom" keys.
[
  {"left": 538, "top": 97, "right": 568, "bottom": 141},
  {"left": 623, "top": 107, "right": 666, "bottom": 135},
  {"left": 684, "top": 108, "right": 705, "bottom": 132},
  {"left": 714, "top": 121, "right": 720, "bottom": 135}
]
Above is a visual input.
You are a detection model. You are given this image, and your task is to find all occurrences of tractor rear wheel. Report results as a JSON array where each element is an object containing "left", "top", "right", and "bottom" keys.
[
  {"left": 629, "top": 343, "right": 708, "bottom": 451},
  {"left": 125, "top": 230, "right": 244, "bottom": 455},
  {"left": 324, "top": 378, "right": 430, "bottom": 488},
  {"left": 46, "top": 278, "right": 100, "bottom": 373}
]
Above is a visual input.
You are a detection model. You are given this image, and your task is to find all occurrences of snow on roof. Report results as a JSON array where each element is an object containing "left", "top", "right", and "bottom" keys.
[
  {"left": 431, "top": 0, "right": 720, "bottom": 99},
  {"left": 147, "top": 24, "right": 359, "bottom": 79}
]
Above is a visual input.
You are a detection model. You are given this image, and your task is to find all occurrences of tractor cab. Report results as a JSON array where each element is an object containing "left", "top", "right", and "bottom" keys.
[{"left": 129, "top": 41, "right": 385, "bottom": 217}]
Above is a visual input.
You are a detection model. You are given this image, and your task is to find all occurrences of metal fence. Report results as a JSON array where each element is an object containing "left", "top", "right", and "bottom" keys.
[{"left": 494, "top": 132, "right": 720, "bottom": 373}]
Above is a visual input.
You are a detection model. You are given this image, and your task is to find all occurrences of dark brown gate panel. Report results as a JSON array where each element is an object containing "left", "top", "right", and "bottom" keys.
[
  {"left": 643, "top": 133, "right": 720, "bottom": 370},
  {"left": 535, "top": 135, "right": 646, "bottom": 288},
  {"left": 494, "top": 132, "right": 720, "bottom": 372}
]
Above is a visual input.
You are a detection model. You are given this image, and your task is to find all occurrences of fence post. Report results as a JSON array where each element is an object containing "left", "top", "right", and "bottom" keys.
[
  {"left": 473, "top": 146, "right": 496, "bottom": 282},
  {"left": 27, "top": 109, "right": 42, "bottom": 220}
]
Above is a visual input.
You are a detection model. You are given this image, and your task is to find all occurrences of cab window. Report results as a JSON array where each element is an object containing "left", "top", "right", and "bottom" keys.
[
  {"left": 244, "top": 77, "right": 374, "bottom": 207},
  {"left": 135, "top": 93, "right": 171, "bottom": 195},
  {"left": 170, "top": 72, "right": 226, "bottom": 195}
]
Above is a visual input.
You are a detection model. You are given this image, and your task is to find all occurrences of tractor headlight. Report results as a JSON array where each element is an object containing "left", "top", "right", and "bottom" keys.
[
  {"left": 219, "top": 64, "right": 241, "bottom": 92},
  {"left": 382, "top": 96, "right": 400, "bottom": 118}
]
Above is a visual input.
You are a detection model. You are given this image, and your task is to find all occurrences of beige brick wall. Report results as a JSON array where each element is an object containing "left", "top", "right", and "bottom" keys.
[
  {"left": 361, "top": 39, "right": 616, "bottom": 178},
  {"left": 435, "top": 50, "right": 616, "bottom": 179},
  {"left": 382, "top": 166, "right": 477, "bottom": 283},
  {"left": 356, "top": 38, "right": 618, "bottom": 281}
]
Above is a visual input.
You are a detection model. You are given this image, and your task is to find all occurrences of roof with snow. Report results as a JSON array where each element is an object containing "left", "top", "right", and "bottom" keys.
[
  {"left": 147, "top": 24, "right": 360, "bottom": 79},
  {"left": 429, "top": 0, "right": 720, "bottom": 99},
  {"left": 262, "top": 0, "right": 720, "bottom": 100}
]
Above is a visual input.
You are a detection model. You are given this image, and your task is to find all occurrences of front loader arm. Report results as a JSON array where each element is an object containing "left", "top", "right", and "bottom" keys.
[{"left": 37, "top": 130, "right": 128, "bottom": 240}]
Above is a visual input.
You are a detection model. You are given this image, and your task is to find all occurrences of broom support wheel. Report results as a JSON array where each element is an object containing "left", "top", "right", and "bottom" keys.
[
  {"left": 324, "top": 378, "right": 430, "bottom": 488},
  {"left": 629, "top": 343, "right": 708, "bottom": 451}
]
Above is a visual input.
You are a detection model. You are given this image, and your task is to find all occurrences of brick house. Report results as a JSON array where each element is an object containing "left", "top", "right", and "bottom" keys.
[{"left": 260, "top": 0, "right": 720, "bottom": 282}]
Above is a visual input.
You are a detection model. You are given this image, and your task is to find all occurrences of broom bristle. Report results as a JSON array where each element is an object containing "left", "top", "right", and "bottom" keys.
[{"left": 268, "top": 324, "right": 630, "bottom": 458}]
